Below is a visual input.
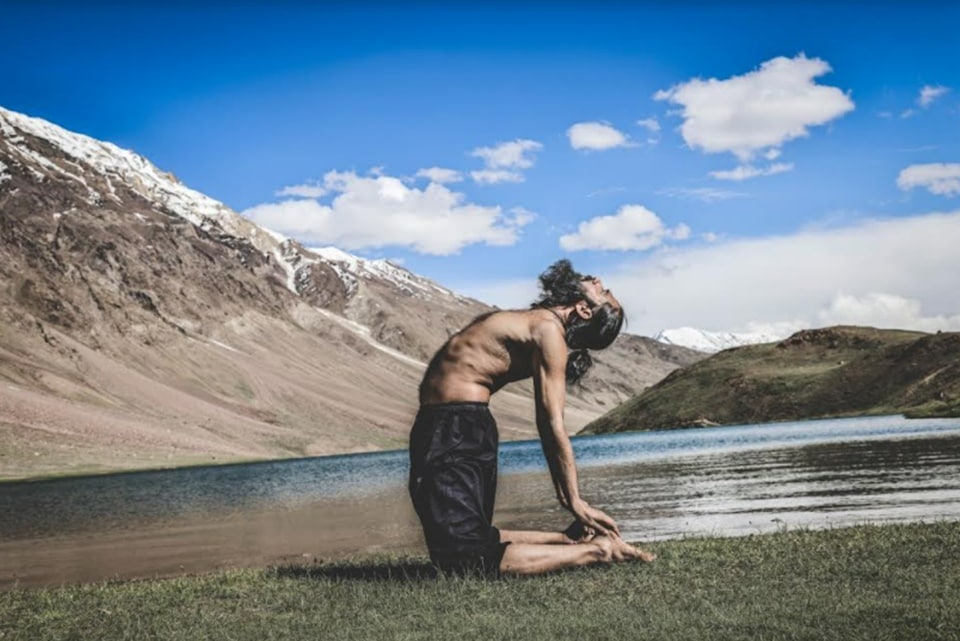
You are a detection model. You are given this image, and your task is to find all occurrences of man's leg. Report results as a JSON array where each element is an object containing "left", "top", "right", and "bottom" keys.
[
  {"left": 499, "top": 534, "right": 655, "bottom": 576},
  {"left": 500, "top": 519, "right": 599, "bottom": 545},
  {"left": 499, "top": 529, "right": 571, "bottom": 545},
  {"left": 499, "top": 539, "right": 611, "bottom": 575}
]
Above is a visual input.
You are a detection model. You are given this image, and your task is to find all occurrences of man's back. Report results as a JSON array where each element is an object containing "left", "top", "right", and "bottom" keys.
[{"left": 418, "top": 308, "right": 560, "bottom": 405}]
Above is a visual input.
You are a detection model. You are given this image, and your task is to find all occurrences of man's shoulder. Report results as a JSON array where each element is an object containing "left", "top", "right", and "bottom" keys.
[
  {"left": 477, "top": 308, "right": 561, "bottom": 339},
  {"left": 526, "top": 308, "right": 565, "bottom": 342}
]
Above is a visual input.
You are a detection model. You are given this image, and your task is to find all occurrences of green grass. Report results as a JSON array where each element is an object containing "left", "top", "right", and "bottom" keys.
[{"left": 3, "top": 522, "right": 960, "bottom": 641}]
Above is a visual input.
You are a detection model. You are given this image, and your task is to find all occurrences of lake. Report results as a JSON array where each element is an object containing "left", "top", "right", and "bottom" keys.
[{"left": 2, "top": 415, "right": 960, "bottom": 588}]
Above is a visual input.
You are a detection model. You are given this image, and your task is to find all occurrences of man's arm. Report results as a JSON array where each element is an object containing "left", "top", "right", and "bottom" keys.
[{"left": 532, "top": 320, "right": 620, "bottom": 536}]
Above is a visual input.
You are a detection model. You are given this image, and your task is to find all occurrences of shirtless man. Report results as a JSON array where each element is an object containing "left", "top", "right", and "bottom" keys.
[{"left": 409, "top": 259, "right": 655, "bottom": 576}]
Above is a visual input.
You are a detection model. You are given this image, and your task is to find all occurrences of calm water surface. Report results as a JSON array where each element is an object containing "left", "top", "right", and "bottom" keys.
[{"left": 2, "top": 415, "right": 960, "bottom": 588}]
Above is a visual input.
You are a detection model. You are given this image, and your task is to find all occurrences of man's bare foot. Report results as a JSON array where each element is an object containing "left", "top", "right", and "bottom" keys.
[{"left": 604, "top": 534, "right": 657, "bottom": 563}]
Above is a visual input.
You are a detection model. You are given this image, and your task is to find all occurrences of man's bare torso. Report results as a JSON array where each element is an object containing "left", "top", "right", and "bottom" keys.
[{"left": 419, "top": 308, "right": 560, "bottom": 405}]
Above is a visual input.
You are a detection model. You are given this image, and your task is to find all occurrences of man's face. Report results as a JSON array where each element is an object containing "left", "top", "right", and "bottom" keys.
[{"left": 580, "top": 275, "right": 621, "bottom": 313}]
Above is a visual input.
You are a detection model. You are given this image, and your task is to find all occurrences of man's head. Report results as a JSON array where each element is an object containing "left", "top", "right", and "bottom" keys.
[
  {"left": 533, "top": 259, "right": 624, "bottom": 348},
  {"left": 532, "top": 260, "right": 625, "bottom": 383}
]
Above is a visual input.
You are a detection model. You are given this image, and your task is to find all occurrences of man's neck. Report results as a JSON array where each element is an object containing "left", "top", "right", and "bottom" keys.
[{"left": 546, "top": 306, "right": 575, "bottom": 326}]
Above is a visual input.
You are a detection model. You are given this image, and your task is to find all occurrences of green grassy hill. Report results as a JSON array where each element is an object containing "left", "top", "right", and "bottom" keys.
[{"left": 584, "top": 326, "right": 960, "bottom": 434}]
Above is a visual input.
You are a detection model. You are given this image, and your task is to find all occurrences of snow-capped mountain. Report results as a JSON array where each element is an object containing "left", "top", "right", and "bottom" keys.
[
  {"left": 0, "top": 104, "right": 703, "bottom": 478},
  {"left": 654, "top": 326, "right": 790, "bottom": 353}
]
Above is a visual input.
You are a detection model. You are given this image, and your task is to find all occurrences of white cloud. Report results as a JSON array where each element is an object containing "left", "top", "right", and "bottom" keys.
[
  {"left": 918, "top": 85, "right": 949, "bottom": 107},
  {"left": 559, "top": 205, "right": 691, "bottom": 252},
  {"left": 242, "top": 170, "right": 532, "bottom": 255},
  {"left": 509, "top": 206, "right": 538, "bottom": 226},
  {"left": 658, "top": 187, "right": 747, "bottom": 202},
  {"left": 597, "top": 209, "right": 960, "bottom": 335},
  {"left": 818, "top": 292, "right": 960, "bottom": 331},
  {"left": 470, "top": 169, "right": 524, "bottom": 185},
  {"left": 458, "top": 211, "right": 960, "bottom": 334},
  {"left": 472, "top": 140, "right": 541, "bottom": 169},
  {"left": 655, "top": 54, "right": 854, "bottom": 162},
  {"left": 636, "top": 117, "right": 661, "bottom": 133},
  {"left": 469, "top": 139, "right": 542, "bottom": 184},
  {"left": 635, "top": 117, "right": 662, "bottom": 144},
  {"left": 567, "top": 121, "right": 632, "bottom": 151},
  {"left": 416, "top": 167, "right": 463, "bottom": 184},
  {"left": 277, "top": 182, "right": 327, "bottom": 198},
  {"left": 897, "top": 163, "right": 960, "bottom": 196},
  {"left": 586, "top": 186, "right": 627, "bottom": 198},
  {"left": 710, "top": 162, "right": 794, "bottom": 181}
]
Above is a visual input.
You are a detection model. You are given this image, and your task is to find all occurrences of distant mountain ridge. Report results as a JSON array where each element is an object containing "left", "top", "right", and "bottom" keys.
[
  {"left": 654, "top": 326, "right": 789, "bottom": 353},
  {"left": 0, "top": 105, "right": 703, "bottom": 479},
  {"left": 585, "top": 326, "right": 960, "bottom": 435}
]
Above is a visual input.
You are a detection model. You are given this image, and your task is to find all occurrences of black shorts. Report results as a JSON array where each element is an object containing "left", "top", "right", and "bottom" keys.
[{"left": 408, "top": 402, "right": 508, "bottom": 576}]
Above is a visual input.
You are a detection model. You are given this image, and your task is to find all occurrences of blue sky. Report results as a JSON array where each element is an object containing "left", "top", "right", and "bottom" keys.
[{"left": 4, "top": 3, "right": 960, "bottom": 336}]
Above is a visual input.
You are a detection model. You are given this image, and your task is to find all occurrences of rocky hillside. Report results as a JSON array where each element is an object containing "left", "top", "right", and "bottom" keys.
[
  {"left": 0, "top": 105, "right": 702, "bottom": 479},
  {"left": 585, "top": 326, "right": 960, "bottom": 434}
]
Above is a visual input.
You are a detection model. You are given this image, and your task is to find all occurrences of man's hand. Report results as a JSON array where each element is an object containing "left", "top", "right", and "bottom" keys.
[
  {"left": 562, "top": 520, "right": 595, "bottom": 543},
  {"left": 569, "top": 499, "right": 620, "bottom": 537}
]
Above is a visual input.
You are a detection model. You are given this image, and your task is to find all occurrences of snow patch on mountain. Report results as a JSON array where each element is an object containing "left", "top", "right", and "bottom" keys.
[
  {"left": 0, "top": 106, "right": 261, "bottom": 243},
  {"left": 654, "top": 327, "right": 789, "bottom": 353},
  {"left": 0, "top": 106, "right": 330, "bottom": 300},
  {"left": 310, "top": 246, "right": 456, "bottom": 299}
]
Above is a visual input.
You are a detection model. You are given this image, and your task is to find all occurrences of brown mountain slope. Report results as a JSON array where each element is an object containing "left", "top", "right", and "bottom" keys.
[
  {"left": 584, "top": 326, "right": 960, "bottom": 435},
  {"left": 0, "top": 105, "right": 703, "bottom": 479}
]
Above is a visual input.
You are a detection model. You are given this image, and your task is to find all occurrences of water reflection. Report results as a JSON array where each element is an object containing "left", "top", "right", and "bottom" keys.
[
  {"left": 2, "top": 416, "right": 960, "bottom": 588},
  {"left": 588, "top": 434, "right": 960, "bottom": 540}
]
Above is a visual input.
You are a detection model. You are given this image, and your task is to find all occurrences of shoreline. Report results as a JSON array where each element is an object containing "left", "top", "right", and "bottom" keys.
[{"left": 1, "top": 411, "right": 947, "bottom": 484}]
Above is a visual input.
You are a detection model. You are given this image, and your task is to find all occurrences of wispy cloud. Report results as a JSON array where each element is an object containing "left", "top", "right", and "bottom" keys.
[
  {"left": 469, "top": 139, "right": 542, "bottom": 184},
  {"left": 470, "top": 169, "right": 524, "bottom": 185},
  {"left": 902, "top": 85, "right": 950, "bottom": 118},
  {"left": 586, "top": 186, "right": 627, "bottom": 198},
  {"left": 658, "top": 187, "right": 748, "bottom": 202},
  {"left": 277, "top": 182, "right": 327, "bottom": 198},
  {"left": 415, "top": 167, "right": 463, "bottom": 184},
  {"left": 636, "top": 117, "right": 661, "bottom": 133},
  {"left": 710, "top": 163, "right": 794, "bottom": 181},
  {"left": 636, "top": 117, "right": 662, "bottom": 144},
  {"left": 918, "top": 84, "right": 949, "bottom": 107},
  {"left": 898, "top": 145, "right": 939, "bottom": 153},
  {"left": 897, "top": 163, "right": 960, "bottom": 197}
]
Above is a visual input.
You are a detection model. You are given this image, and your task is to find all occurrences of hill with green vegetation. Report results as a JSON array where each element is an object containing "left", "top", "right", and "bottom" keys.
[{"left": 585, "top": 326, "right": 960, "bottom": 434}]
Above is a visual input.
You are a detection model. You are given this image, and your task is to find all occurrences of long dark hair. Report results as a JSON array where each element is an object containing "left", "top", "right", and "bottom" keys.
[{"left": 531, "top": 259, "right": 624, "bottom": 384}]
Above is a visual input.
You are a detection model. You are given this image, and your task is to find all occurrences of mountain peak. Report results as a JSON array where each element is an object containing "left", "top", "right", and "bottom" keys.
[{"left": 654, "top": 326, "right": 790, "bottom": 353}]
